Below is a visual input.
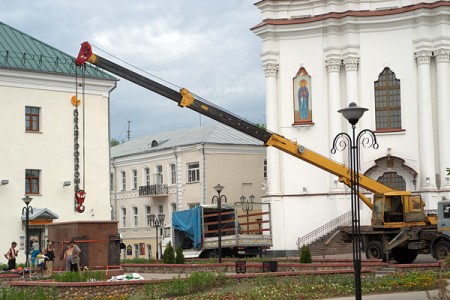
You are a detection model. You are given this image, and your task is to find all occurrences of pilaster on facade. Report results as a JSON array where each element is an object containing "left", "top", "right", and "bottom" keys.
[
  {"left": 343, "top": 56, "right": 360, "bottom": 136},
  {"left": 435, "top": 48, "right": 450, "bottom": 189},
  {"left": 415, "top": 49, "right": 436, "bottom": 190},
  {"left": 263, "top": 62, "right": 282, "bottom": 196},
  {"left": 326, "top": 58, "right": 345, "bottom": 191}
]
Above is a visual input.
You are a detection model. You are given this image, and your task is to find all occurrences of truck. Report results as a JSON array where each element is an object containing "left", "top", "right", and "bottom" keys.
[
  {"left": 162, "top": 202, "right": 272, "bottom": 258},
  {"left": 75, "top": 41, "right": 450, "bottom": 263}
]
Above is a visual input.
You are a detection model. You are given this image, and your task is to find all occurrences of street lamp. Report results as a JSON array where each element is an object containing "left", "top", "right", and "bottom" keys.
[
  {"left": 211, "top": 184, "right": 227, "bottom": 263},
  {"left": 22, "top": 196, "right": 33, "bottom": 268},
  {"left": 149, "top": 213, "right": 165, "bottom": 259},
  {"left": 331, "top": 102, "right": 378, "bottom": 300},
  {"left": 240, "top": 194, "right": 255, "bottom": 233}
]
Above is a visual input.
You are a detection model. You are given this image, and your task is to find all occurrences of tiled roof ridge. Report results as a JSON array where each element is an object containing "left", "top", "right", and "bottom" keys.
[{"left": 0, "top": 21, "right": 115, "bottom": 80}]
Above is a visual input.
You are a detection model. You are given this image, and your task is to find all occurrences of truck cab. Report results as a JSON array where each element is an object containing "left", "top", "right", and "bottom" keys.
[{"left": 371, "top": 192, "right": 435, "bottom": 229}]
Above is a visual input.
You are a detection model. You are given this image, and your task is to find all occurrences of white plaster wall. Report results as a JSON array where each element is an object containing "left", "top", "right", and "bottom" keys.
[
  {"left": 0, "top": 71, "right": 114, "bottom": 264},
  {"left": 254, "top": 1, "right": 450, "bottom": 253}
]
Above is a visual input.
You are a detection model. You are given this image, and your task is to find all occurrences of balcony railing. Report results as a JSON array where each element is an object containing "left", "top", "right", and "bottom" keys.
[{"left": 139, "top": 184, "right": 168, "bottom": 196}]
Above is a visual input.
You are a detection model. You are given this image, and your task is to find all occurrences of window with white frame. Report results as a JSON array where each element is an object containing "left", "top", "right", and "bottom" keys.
[
  {"left": 155, "top": 165, "right": 163, "bottom": 184},
  {"left": 132, "top": 169, "right": 138, "bottom": 190},
  {"left": 145, "top": 205, "right": 151, "bottom": 225},
  {"left": 159, "top": 205, "right": 164, "bottom": 214},
  {"left": 144, "top": 167, "right": 150, "bottom": 186},
  {"left": 133, "top": 206, "right": 138, "bottom": 227},
  {"left": 121, "top": 171, "right": 126, "bottom": 191},
  {"left": 170, "top": 164, "right": 176, "bottom": 184},
  {"left": 187, "top": 162, "right": 200, "bottom": 183},
  {"left": 121, "top": 207, "right": 127, "bottom": 227}
]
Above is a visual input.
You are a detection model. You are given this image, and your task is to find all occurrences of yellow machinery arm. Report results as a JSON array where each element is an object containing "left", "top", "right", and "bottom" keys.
[{"left": 75, "top": 42, "right": 396, "bottom": 211}]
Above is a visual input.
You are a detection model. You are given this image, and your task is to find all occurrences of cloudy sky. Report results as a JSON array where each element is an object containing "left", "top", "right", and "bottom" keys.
[{"left": 0, "top": 0, "right": 265, "bottom": 141}]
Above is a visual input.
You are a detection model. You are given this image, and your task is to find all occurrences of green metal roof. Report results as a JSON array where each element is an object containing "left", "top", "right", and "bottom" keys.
[{"left": 0, "top": 21, "right": 115, "bottom": 80}]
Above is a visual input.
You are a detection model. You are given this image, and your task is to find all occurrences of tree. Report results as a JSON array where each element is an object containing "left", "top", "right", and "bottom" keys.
[
  {"left": 110, "top": 138, "right": 120, "bottom": 147},
  {"left": 299, "top": 245, "right": 312, "bottom": 263},
  {"left": 175, "top": 246, "right": 185, "bottom": 264},
  {"left": 447, "top": 168, "right": 450, "bottom": 176},
  {"left": 163, "top": 242, "right": 175, "bottom": 264}
]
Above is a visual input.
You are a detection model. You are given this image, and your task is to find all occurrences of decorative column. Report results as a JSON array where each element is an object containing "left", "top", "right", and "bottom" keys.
[
  {"left": 264, "top": 63, "right": 282, "bottom": 195},
  {"left": 326, "top": 58, "right": 344, "bottom": 191},
  {"left": 415, "top": 50, "right": 436, "bottom": 189},
  {"left": 435, "top": 49, "right": 450, "bottom": 188},
  {"left": 343, "top": 57, "right": 359, "bottom": 104},
  {"left": 343, "top": 57, "right": 360, "bottom": 134}
]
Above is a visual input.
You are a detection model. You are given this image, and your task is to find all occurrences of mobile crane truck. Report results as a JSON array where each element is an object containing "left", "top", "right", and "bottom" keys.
[{"left": 76, "top": 41, "right": 450, "bottom": 263}]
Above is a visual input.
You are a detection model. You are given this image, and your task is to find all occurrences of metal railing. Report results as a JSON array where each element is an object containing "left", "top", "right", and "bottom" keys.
[
  {"left": 296, "top": 210, "right": 352, "bottom": 249},
  {"left": 139, "top": 184, "right": 168, "bottom": 196}
]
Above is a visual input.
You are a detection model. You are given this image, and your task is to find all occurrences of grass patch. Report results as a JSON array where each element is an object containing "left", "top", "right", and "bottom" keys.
[
  {"left": 52, "top": 270, "right": 106, "bottom": 282},
  {"left": 131, "top": 271, "right": 443, "bottom": 299}
]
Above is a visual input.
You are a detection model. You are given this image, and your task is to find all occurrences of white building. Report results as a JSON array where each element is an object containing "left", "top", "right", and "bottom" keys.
[
  {"left": 110, "top": 123, "right": 266, "bottom": 259},
  {"left": 252, "top": 0, "right": 450, "bottom": 255},
  {"left": 0, "top": 21, "right": 116, "bottom": 263}
]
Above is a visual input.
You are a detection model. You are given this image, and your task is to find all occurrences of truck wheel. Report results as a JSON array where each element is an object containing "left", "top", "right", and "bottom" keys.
[
  {"left": 208, "top": 250, "right": 219, "bottom": 258},
  {"left": 434, "top": 241, "right": 450, "bottom": 260},
  {"left": 365, "top": 241, "right": 386, "bottom": 261},
  {"left": 391, "top": 248, "right": 418, "bottom": 264}
]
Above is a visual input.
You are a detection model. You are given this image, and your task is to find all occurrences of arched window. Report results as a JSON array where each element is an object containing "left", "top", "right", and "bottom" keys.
[
  {"left": 374, "top": 68, "right": 401, "bottom": 130},
  {"left": 377, "top": 172, "right": 406, "bottom": 191},
  {"left": 144, "top": 167, "right": 150, "bottom": 186},
  {"left": 155, "top": 165, "right": 163, "bottom": 184}
]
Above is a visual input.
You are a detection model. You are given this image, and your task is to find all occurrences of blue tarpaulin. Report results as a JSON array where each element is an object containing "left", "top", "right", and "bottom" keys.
[{"left": 172, "top": 206, "right": 202, "bottom": 249}]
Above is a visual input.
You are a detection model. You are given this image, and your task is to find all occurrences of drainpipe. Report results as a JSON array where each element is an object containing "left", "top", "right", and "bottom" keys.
[
  {"left": 173, "top": 147, "right": 182, "bottom": 211},
  {"left": 110, "top": 161, "right": 117, "bottom": 221},
  {"left": 201, "top": 143, "right": 206, "bottom": 204}
]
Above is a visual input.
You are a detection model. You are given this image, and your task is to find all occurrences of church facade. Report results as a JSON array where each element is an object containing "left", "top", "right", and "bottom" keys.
[{"left": 252, "top": 0, "right": 450, "bottom": 255}]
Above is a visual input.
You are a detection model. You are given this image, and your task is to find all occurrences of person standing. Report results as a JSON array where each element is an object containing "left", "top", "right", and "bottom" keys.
[
  {"left": 30, "top": 239, "right": 40, "bottom": 266},
  {"left": 63, "top": 240, "right": 81, "bottom": 272},
  {"left": 70, "top": 240, "right": 81, "bottom": 272},
  {"left": 43, "top": 241, "right": 55, "bottom": 276},
  {"left": 4, "top": 242, "right": 18, "bottom": 270}
]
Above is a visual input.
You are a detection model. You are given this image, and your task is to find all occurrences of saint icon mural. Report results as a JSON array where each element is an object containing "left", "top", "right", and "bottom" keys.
[{"left": 293, "top": 67, "right": 312, "bottom": 124}]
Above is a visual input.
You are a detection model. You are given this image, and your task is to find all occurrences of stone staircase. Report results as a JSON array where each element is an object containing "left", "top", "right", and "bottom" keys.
[
  {"left": 297, "top": 211, "right": 353, "bottom": 257},
  {"left": 306, "top": 230, "right": 353, "bottom": 257}
]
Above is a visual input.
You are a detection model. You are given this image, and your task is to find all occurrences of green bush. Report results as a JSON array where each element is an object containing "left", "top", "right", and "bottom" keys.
[
  {"left": 163, "top": 242, "right": 176, "bottom": 264},
  {"left": 175, "top": 246, "right": 185, "bottom": 264},
  {"left": 300, "top": 245, "right": 312, "bottom": 263},
  {"left": 121, "top": 258, "right": 155, "bottom": 264}
]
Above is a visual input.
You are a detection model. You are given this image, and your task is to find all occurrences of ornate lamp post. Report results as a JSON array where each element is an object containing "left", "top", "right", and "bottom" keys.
[
  {"left": 331, "top": 102, "right": 378, "bottom": 300},
  {"left": 22, "top": 196, "right": 33, "bottom": 268},
  {"left": 149, "top": 213, "right": 165, "bottom": 259},
  {"left": 240, "top": 194, "right": 255, "bottom": 233},
  {"left": 211, "top": 184, "right": 227, "bottom": 263}
]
